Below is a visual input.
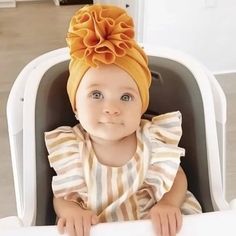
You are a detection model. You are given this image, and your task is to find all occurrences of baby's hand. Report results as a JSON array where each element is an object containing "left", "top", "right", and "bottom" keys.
[
  {"left": 57, "top": 202, "right": 99, "bottom": 236},
  {"left": 148, "top": 202, "right": 182, "bottom": 236}
]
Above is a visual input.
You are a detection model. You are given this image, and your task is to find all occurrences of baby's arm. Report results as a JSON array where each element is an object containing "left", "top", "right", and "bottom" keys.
[
  {"left": 149, "top": 166, "right": 187, "bottom": 236},
  {"left": 53, "top": 197, "right": 99, "bottom": 236}
]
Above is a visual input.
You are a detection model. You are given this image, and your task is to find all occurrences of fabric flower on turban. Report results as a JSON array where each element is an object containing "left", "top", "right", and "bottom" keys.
[
  {"left": 67, "top": 4, "right": 135, "bottom": 66},
  {"left": 66, "top": 4, "right": 152, "bottom": 113}
]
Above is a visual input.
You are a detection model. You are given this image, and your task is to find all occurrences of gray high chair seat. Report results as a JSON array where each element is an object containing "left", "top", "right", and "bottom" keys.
[{"left": 6, "top": 47, "right": 229, "bottom": 227}]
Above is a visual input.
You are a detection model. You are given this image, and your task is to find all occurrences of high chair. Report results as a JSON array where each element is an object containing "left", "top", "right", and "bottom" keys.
[{"left": 1, "top": 46, "right": 235, "bottom": 233}]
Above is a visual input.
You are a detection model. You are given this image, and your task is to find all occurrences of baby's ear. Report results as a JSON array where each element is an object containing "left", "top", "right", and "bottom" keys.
[{"left": 74, "top": 111, "right": 79, "bottom": 120}]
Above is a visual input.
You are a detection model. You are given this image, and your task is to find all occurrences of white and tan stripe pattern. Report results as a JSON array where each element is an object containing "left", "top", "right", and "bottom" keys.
[
  {"left": 45, "top": 111, "right": 201, "bottom": 222},
  {"left": 45, "top": 126, "right": 88, "bottom": 202},
  {"left": 85, "top": 133, "right": 147, "bottom": 222},
  {"left": 180, "top": 191, "right": 202, "bottom": 214}
]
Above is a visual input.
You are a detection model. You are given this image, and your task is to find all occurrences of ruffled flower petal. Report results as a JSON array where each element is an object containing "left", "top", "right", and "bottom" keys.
[{"left": 66, "top": 5, "right": 135, "bottom": 67}]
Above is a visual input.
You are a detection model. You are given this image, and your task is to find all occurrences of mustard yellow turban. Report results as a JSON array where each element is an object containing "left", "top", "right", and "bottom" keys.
[{"left": 66, "top": 4, "right": 151, "bottom": 113}]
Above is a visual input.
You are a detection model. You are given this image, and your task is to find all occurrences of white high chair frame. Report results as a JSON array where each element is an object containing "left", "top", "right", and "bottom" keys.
[{"left": 3, "top": 46, "right": 234, "bottom": 231}]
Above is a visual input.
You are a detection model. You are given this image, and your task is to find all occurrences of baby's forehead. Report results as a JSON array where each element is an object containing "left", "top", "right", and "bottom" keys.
[{"left": 80, "top": 64, "right": 138, "bottom": 89}]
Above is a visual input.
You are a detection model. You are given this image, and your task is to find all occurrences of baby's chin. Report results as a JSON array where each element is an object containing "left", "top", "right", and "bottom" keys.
[{"left": 89, "top": 131, "right": 134, "bottom": 144}]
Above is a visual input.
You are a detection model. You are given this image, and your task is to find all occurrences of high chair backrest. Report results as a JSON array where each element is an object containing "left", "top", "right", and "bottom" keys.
[
  {"left": 34, "top": 61, "right": 75, "bottom": 225},
  {"left": 148, "top": 56, "right": 211, "bottom": 209},
  {"left": 34, "top": 57, "right": 216, "bottom": 225},
  {"left": 7, "top": 47, "right": 228, "bottom": 227}
]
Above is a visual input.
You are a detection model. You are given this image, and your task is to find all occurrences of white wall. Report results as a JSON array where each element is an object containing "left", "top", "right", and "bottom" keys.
[{"left": 143, "top": 0, "right": 236, "bottom": 73}]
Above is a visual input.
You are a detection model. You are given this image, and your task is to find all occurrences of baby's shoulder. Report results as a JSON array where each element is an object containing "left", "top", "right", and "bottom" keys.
[
  {"left": 44, "top": 124, "right": 85, "bottom": 155},
  {"left": 141, "top": 111, "right": 183, "bottom": 145}
]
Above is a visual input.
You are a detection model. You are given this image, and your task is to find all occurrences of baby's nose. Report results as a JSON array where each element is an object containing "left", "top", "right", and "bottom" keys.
[{"left": 103, "top": 102, "right": 120, "bottom": 115}]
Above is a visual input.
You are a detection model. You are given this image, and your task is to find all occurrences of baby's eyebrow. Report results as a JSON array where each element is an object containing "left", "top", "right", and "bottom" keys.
[
  {"left": 120, "top": 86, "right": 139, "bottom": 95},
  {"left": 86, "top": 83, "right": 103, "bottom": 89},
  {"left": 86, "top": 84, "right": 139, "bottom": 95}
]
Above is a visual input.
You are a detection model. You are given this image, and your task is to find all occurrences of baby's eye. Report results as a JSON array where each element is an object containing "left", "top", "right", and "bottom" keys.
[
  {"left": 90, "top": 91, "right": 103, "bottom": 99},
  {"left": 121, "top": 94, "right": 133, "bottom": 101}
]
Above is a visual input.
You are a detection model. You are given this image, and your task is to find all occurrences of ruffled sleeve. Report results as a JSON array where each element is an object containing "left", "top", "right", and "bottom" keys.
[
  {"left": 44, "top": 125, "right": 88, "bottom": 205},
  {"left": 142, "top": 111, "right": 185, "bottom": 202}
]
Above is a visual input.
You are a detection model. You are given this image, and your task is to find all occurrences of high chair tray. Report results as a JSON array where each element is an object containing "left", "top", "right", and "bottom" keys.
[{"left": 1, "top": 210, "right": 236, "bottom": 236}]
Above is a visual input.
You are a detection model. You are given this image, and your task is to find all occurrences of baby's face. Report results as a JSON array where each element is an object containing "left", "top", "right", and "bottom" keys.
[{"left": 75, "top": 64, "right": 142, "bottom": 142}]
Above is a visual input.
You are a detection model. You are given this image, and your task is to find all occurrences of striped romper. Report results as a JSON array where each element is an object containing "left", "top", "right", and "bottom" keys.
[{"left": 45, "top": 111, "right": 202, "bottom": 222}]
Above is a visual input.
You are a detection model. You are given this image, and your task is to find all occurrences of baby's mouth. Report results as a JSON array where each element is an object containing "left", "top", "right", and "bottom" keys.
[{"left": 99, "top": 121, "right": 122, "bottom": 125}]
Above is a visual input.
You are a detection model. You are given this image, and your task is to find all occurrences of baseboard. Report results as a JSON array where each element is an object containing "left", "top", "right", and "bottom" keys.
[
  {"left": 214, "top": 71, "right": 236, "bottom": 80},
  {"left": 16, "top": 0, "right": 48, "bottom": 2},
  {"left": 53, "top": 0, "right": 59, "bottom": 6},
  {"left": 0, "top": 0, "right": 16, "bottom": 7},
  {"left": 55, "top": 0, "right": 92, "bottom": 5}
]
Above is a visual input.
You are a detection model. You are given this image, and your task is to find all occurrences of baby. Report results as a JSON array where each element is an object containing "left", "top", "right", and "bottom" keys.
[{"left": 45, "top": 4, "right": 201, "bottom": 236}]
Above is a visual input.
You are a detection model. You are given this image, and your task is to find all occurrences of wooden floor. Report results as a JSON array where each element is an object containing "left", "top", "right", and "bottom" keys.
[{"left": 0, "top": 1, "right": 235, "bottom": 218}]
